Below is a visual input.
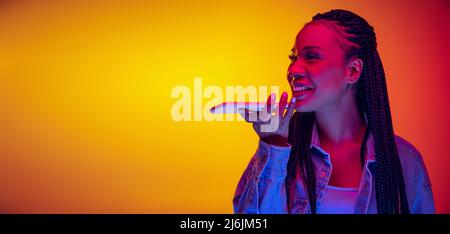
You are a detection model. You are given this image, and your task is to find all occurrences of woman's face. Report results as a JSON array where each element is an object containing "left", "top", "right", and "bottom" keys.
[{"left": 288, "top": 22, "right": 352, "bottom": 112}]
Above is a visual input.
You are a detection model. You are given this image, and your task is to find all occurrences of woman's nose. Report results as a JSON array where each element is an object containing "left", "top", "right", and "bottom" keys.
[
  {"left": 287, "top": 61, "right": 307, "bottom": 81},
  {"left": 288, "top": 59, "right": 307, "bottom": 75}
]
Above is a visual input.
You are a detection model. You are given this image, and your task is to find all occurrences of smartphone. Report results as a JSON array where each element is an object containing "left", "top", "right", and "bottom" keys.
[{"left": 209, "top": 102, "right": 289, "bottom": 114}]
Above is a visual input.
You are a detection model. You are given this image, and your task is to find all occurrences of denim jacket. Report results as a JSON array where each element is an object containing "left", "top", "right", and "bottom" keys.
[{"left": 233, "top": 125, "right": 435, "bottom": 214}]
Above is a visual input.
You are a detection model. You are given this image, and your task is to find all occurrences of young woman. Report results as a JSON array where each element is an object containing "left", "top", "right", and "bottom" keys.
[{"left": 233, "top": 9, "right": 435, "bottom": 214}]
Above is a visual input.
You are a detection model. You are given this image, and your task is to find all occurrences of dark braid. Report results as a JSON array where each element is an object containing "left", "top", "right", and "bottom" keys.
[
  {"left": 286, "top": 9, "right": 409, "bottom": 214},
  {"left": 286, "top": 112, "right": 316, "bottom": 213}
]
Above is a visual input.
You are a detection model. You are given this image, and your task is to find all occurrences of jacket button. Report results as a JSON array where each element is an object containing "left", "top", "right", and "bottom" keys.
[{"left": 320, "top": 171, "right": 326, "bottom": 177}]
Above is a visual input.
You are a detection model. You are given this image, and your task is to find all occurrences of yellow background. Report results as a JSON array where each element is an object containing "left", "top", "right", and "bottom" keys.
[{"left": 1, "top": 0, "right": 449, "bottom": 213}]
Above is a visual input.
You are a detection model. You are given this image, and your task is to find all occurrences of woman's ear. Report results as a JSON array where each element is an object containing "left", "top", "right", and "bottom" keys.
[{"left": 346, "top": 58, "right": 363, "bottom": 84}]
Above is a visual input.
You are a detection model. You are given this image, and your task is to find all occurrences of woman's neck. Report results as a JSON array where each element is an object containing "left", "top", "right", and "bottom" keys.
[{"left": 315, "top": 92, "right": 366, "bottom": 146}]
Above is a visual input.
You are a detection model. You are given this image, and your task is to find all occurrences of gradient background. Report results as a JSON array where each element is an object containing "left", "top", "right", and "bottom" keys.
[{"left": 0, "top": 0, "right": 449, "bottom": 213}]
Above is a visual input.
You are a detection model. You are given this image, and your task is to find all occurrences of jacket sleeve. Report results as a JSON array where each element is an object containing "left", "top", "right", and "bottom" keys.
[
  {"left": 411, "top": 151, "right": 435, "bottom": 214},
  {"left": 232, "top": 140, "right": 291, "bottom": 214}
]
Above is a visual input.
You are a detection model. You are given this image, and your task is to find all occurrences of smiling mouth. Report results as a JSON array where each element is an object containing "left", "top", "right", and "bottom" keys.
[
  {"left": 292, "top": 85, "right": 313, "bottom": 92},
  {"left": 291, "top": 83, "right": 315, "bottom": 99}
]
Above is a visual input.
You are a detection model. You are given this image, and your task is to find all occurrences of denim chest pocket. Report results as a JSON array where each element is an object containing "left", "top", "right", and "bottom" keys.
[{"left": 289, "top": 198, "right": 309, "bottom": 214}]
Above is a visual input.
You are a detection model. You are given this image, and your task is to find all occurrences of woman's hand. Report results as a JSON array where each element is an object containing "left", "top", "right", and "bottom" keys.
[{"left": 241, "top": 92, "right": 296, "bottom": 146}]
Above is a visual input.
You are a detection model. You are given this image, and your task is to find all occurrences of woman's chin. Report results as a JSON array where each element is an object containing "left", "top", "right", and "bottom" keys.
[{"left": 294, "top": 101, "right": 314, "bottom": 112}]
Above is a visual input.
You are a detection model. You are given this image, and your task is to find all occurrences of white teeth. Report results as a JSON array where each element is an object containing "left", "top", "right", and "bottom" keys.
[{"left": 293, "top": 85, "right": 312, "bottom": 92}]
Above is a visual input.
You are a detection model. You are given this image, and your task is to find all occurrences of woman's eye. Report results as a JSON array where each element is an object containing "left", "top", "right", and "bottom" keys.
[{"left": 305, "top": 53, "right": 320, "bottom": 60}]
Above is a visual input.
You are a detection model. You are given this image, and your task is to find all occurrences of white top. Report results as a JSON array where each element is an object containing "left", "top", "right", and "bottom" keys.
[{"left": 317, "top": 185, "right": 359, "bottom": 214}]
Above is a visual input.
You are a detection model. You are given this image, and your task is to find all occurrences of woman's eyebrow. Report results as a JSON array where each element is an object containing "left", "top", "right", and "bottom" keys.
[{"left": 302, "top": 45, "right": 321, "bottom": 51}]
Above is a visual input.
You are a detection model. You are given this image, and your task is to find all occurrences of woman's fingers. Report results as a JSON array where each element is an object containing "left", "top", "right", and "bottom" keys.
[
  {"left": 278, "top": 92, "right": 288, "bottom": 117},
  {"left": 264, "top": 92, "right": 276, "bottom": 114},
  {"left": 240, "top": 92, "right": 294, "bottom": 126},
  {"left": 239, "top": 108, "right": 257, "bottom": 123},
  {"left": 239, "top": 108, "right": 270, "bottom": 124},
  {"left": 259, "top": 93, "right": 276, "bottom": 122},
  {"left": 282, "top": 96, "right": 296, "bottom": 121}
]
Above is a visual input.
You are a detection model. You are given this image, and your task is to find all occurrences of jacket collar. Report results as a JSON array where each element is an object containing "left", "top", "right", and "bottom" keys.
[{"left": 310, "top": 122, "right": 376, "bottom": 163}]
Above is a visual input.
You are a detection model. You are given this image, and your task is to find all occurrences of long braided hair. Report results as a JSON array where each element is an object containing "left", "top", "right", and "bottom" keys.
[{"left": 286, "top": 9, "right": 409, "bottom": 214}]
